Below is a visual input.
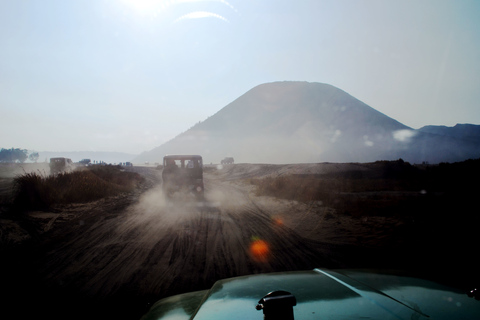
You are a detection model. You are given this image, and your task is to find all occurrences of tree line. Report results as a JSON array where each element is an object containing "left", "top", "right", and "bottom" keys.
[{"left": 0, "top": 148, "right": 39, "bottom": 163}]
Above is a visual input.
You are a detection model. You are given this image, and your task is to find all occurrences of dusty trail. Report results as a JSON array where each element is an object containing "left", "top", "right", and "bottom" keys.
[{"left": 1, "top": 165, "right": 392, "bottom": 320}]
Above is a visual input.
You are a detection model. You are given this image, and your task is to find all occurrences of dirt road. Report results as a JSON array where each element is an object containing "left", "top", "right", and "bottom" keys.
[{"left": 0, "top": 164, "right": 463, "bottom": 320}]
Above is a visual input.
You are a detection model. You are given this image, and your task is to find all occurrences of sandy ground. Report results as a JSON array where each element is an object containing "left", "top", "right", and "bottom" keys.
[{"left": 0, "top": 163, "right": 476, "bottom": 320}]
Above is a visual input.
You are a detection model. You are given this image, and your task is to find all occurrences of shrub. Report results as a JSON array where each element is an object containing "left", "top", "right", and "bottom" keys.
[
  {"left": 250, "top": 175, "right": 338, "bottom": 203},
  {"left": 12, "top": 166, "right": 143, "bottom": 211},
  {"left": 13, "top": 172, "right": 55, "bottom": 210},
  {"left": 249, "top": 159, "right": 480, "bottom": 218}
]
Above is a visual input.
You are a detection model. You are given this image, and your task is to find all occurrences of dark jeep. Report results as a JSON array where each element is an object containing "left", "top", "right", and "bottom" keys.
[
  {"left": 162, "top": 155, "right": 204, "bottom": 200},
  {"left": 221, "top": 157, "right": 234, "bottom": 165},
  {"left": 49, "top": 157, "right": 74, "bottom": 174}
]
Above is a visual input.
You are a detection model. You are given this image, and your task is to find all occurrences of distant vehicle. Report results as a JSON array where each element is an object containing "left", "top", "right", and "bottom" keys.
[
  {"left": 49, "top": 157, "right": 74, "bottom": 174},
  {"left": 162, "top": 155, "right": 204, "bottom": 200},
  {"left": 221, "top": 157, "right": 234, "bottom": 165},
  {"left": 141, "top": 268, "right": 480, "bottom": 320},
  {"left": 125, "top": 162, "right": 133, "bottom": 167},
  {"left": 78, "top": 158, "right": 91, "bottom": 165}
]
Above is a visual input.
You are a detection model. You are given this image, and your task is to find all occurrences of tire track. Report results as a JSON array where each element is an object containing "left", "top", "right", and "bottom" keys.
[{"left": 3, "top": 166, "right": 348, "bottom": 320}]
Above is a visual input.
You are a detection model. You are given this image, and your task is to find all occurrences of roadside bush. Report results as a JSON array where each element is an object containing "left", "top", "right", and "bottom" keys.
[
  {"left": 12, "top": 166, "right": 143, "bottom": 211},
  {"left": 249, "top": 159, "right": 480, "bottom": 218},
  {"left": 250, "top": 174, "right": 421, "bottom": 217},
  {"left": 12, "top": 172, "right": 55, "bottom": 210},
  {"left": 250, "top": 175, "right": 340, "bottom": 203}
]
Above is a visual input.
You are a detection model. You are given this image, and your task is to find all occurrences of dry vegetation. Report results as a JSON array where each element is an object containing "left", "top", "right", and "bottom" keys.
[
  {"left": 249, "top": 159, "right": 480, "bottom": 218},
  {"left": 11, "top": 165, "right": 144, "bottom": 211}
]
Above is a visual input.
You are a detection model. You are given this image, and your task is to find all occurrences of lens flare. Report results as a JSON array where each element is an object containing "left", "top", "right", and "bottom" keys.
[
  {"left": 249, "top": 238, "right": 270, "bottom": 262},
  {"left": 174, "top": 11, "right": 229, "bottom": 23},
  {"left": 120, "top": 0, "right": 237, "bottom": 20},
  {"left": 272, "top": 215, "right": 284, "bottom": 226}
]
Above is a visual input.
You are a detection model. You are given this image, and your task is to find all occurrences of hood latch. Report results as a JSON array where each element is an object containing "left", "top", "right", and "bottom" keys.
[{"left": 256, "top": 290, "right": 296, "bottom": 320}]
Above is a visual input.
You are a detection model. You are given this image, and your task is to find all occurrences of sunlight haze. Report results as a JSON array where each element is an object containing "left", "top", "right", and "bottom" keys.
[{"left": 1, "top": 0, "right": 479, "bottom": 154}]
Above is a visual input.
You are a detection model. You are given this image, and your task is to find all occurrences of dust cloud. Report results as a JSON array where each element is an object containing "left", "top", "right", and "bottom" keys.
[
  {"left": 0, "top": 162, "right": 50, "bottom": 178},
  {"left": 116, "top": 186, "right": 196, "bottom": 235},
  {"left": 113, "top": 181, "right": 230, "bottom": 247}
]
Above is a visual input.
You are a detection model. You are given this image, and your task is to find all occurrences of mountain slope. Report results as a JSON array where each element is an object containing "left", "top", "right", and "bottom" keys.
[
  {"left": 418, "top": 124, "right": 480, "bottom": 143},
  {"left": 134, "top": 82, "right": 480, "bottom": 164}
]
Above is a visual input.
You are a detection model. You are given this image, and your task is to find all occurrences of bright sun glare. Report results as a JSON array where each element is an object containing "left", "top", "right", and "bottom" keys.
[{"left": 120, "top": 0, "right": 167, "bottom": 15}]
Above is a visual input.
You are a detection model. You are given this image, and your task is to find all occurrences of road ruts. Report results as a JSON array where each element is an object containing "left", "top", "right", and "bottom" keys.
[{"left": 3, "top": 166, "right": 337, "bottom": 320}]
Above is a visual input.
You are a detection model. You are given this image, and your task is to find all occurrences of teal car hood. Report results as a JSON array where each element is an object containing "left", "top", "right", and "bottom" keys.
[{"left": 141, "top": 269, "right": 480, "bottom": 320}]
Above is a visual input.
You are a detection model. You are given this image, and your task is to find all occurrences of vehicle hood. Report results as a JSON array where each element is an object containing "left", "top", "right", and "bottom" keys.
[{"left": 141, "top": 268, "right": 480, "bottom": 320}]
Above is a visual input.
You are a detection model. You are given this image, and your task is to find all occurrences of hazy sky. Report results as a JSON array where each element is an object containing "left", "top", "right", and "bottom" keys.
[{"left": 1, "top": 0, "right": 479, "bottom": 154}]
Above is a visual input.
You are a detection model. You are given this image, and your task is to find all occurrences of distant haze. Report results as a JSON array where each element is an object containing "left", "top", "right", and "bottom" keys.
[
  {"left": 37, "top": 151, "right": 137, "bottom": 164},
  {"left": 134, "top": 82, "right": 480, "bottom": 164},
  {"left": 1, "top": 1, "right": 479, "bottom": 154}
]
